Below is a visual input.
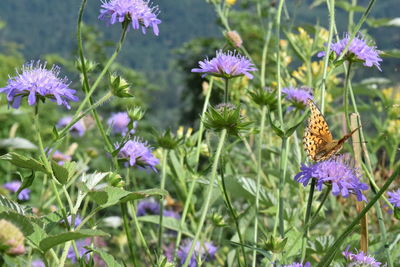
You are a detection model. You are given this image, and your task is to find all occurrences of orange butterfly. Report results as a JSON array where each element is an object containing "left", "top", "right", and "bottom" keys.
[{"left": 303, "top": 99, "right": 359, "bottom": 162}]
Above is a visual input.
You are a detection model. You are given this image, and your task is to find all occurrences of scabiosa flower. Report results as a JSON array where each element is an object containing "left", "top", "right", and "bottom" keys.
[
  {"left": 3, "top": 181, "right": 30, "bottom": 201},
  {"left": 192, "top": 50, "right": 257, "bottom": 79},
  {"left": 107, "top": 112, "right": 137, "bottom": 135},
  {"left": 294, "top": 156, "right": 369, "bottom": 202},
  {"left": 57, "top": 116, "right": 86, "bottom": 137},
  {"left": 99, "top": 0, "right": 161, "bottom": 36},
  {"left": 117, "top": 137, "right": 159, "bottom": 171},
  {"left": 283, "top": 262, "right": 311, "bottom": 267},
  {"left": 136, "top": 200, "right": 160, "bottom": 216},
  {"left": 62, "top": 215, "right": 82, "bottom": 228},
  {"left": 282, "top": 86, "right": 313, "bottom": 108},
  {"left": 388, "top": 189, "right": 400, "bottom": 208},
  {"left": 177, "top": 239, "right": 218, "bottom": 267},
  {"left": 67, "top": 239, "right": 90, "bottom": 263},
  {"left": 49, "top": 150, "right": 72, "bottom": 165},
  {"left": 318, "top": 33, "right": 382, "bottom": 71},
  {"left": 0, "top": 61, "right": 78, "bottom": 109},
  {"left": 342, "top": 247, "right": 382, "bottom": 267}
]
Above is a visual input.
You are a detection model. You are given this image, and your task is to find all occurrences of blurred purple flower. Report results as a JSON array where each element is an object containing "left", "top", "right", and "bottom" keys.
[
  {"left": 136, "top": 200, "right": 160, "bottom": 216},
  {"left": 177, "top": 239, "right": 218, "bottom": 267},
  {"left": 67, "top": 239, "right": 90, "bottom": 263},
  {"left": 294, "top": 156, "right": 369, "bottom": 202},
  {"left": 318, "top": 33, "right": 382, "bottom": 71},
  {"left": 163, "top": 210, "right": 181, "bottom": 219},
  {"left": 107, "top": 112, "right": 136, "bottom": 135},
  {"left": 47, "top": 149, "right": 72, "bottom": 165},
  {"left": 62, "top": 215, "right": 82, "bottom": 228},
  {"left": 283, "top": 262, "right": 311, "bottom": 267},
  {"left": 192, "top": 50, "right": 257, "bottom": 79},
  {"left": 57, "top": 116, "right": 86, "bottom": 137},
  {"left": 31, "top": 259, "right": 45, "bottom": 267},
  {"left": 3, "top": 181, "right": 30, "bottom": 201},
  {"left": 117, "top": 137, "right": 159, "bottom": 171},
  {"left": 342, "top": 246, "right": 382, "bottom": 266},
  {"left": 99, "top": 0, "right": 161, "bottom": 36},
  {"left": 388, "top": 189, "right": 400, "bottom": 208},
  {"left": 282, "top": 86, "right": 313, "bottom": 107},
  {"left": 0, "top": 61, "right": 78, "bottom": 109}
]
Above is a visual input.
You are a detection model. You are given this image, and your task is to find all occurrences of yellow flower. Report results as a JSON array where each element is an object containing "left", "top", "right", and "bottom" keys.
[
  {"left": 226, "top": 0, "right": 236, "bottom": 6},
  {"left": 387, "top": 119, "right": 400, "bottom": 136}
]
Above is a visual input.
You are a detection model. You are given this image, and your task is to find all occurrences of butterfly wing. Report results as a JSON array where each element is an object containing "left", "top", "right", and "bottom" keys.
[{"left": 303, "top": 99, "right": 334, "bottom": 161}]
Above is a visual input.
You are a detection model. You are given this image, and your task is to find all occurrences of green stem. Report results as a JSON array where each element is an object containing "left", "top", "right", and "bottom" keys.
[
  {"left": 317, "top": 165, "right": 400, "bottom": 266},
  {"left": 252, "top": 105, "right": 267, "bottom": 267},
  {"left": 276, "top": 0, "right": 285, "bottom": 125},
  {"left": 260, "top": 23, "right": 272, "bottom": 88},
  {"left": 224, "top": 78, "right": 229, "bottom": 104},
  {"left": 343, "top": 61, "right": 352, "bottom": 130},
  {"left": 348, "top": 0, "right": 357, "bottom": 33},
  {"left": 220, "top": 158, "right": 246, "bottom": 266},
  {"left": 121, "top": 203, "right": 138, "bottom": 266},
  {"left": 301, "top": 179, "right": 316, "bottom": 261},
  {"left": 174, "top": 78, "right": 214, "bottom": 262},
  {"left": 158, "top": 149, "right": 168, "bottom": 254},
  {"left": 182, "top": 129, "right": 227, "bottom": 267}
]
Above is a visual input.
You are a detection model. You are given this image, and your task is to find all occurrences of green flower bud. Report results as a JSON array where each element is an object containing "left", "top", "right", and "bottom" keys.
[
  {"left": 110, "top": 74, "right": 133, "bottom": 98},
  {"left": 249, "top": 87, "right": 278, "bottom": 110},
  {"left": 211, "top": 213, "right": 226, "bottom": 227},
  {"left": 156, "top": 129, "right": 182, "bottom": 150},
  {"left": 261, "top": 235, "right": 287, "bottom": 253},
  {"left": 0, "top": 219, "right": 25, "bottom": 256},
  {"left": 128, "top": 106, "right": 145, "bottom": 122},
  {"left": 75, "top": 57, "right": 97, "bottom": 73},
  {"left": 108, "top": 172, "right": 125, "bottom": 188}
]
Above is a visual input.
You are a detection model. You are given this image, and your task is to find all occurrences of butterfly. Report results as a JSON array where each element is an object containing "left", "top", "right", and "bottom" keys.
[{"left": 303, "top": 99, "right": 359, "bottom": 162}]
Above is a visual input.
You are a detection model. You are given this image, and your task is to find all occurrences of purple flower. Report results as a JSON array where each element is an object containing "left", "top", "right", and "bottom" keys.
[
  {"left": 283, "top": 262, "right": 311, "bottom": 267},
  {"left": 318, "top": 33, "right": 382, "bottom": 71},
  {"left": 163, "top": 210, "right": 181, "bottom": 219},
  {"left": 0, "top": 61, "right": 78, "bottom": 109},
  {"left": 57, "top": 116, "right": 86, "bottom": 137},
  {"left": 342, "top": 247, "right": 382, "bottom": 266},
  {"left": 136, "top": 200, "right": 160, "bottom": 216},
  {"left": 282, "top": 86, "right": 313, "bottom": 108},
  {"left": 99, "top": 0, "right": 161, "bottom": 36},
  {"left": 62, "top": 215, "right": 82, "bottom": 228},
  {"left": 294, "top": 156, "right": 369, "bottom": 202},
  {"left": 48, "top": 149, "right": 72, "bottom": 165},
  {"left": 388, "top": 189, "right": 400, "bottom": 208},
  {"left": 177, "top": 239, "right": 218, "bottom": 267},
  {"left": 3, "top": 181, "right": 30, "bottom": 201},
  {"left": 67, "top": 239, "right": 90, "bottom": 263},
  {"left": 192, "top": 50, "right": 257, "bottom": 79},
  {"left": 107, "top": 112, "right": 136, "bottom": 135},
  {"left": 117, "top": 137, "right": 159, "bottom": 171},
  {"left": 31, "top": 259, "right": 45, "bottom": 267}
]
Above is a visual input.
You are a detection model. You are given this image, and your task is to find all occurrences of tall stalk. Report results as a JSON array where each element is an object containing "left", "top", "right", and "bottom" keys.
[
  {"left": 158, "top": 149, "right": 168, "bottom": 254},
  {"left": 300, "top": 179, "right": 316, "bottom": 261},
  {"left": 182, "top": 129, "right": 227, "bottom": 267}
]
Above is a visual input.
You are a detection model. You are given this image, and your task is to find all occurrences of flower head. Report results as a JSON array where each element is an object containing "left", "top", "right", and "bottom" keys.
[
  {"left": 117, "top": 137, "right": 159, "bottom": 171},
  {"left": 282, "top": 86, "right": 313, "bottom": 108},
  {"left": 0, "top": 219, "right": 25, "bottom": 255},
  {"left": 3, "top": 181, "right": 30, "bottom": 201},
  {"left": 388, "top": 189, "right": 400, "bottom": 208},
  {"left": 31, "top": 260, "right": 45, "bottom": 267},
  {"left": 318, "top": 33, "right": 382, "bottom": 71},
  {"left": 62, "top": 215, "right": 82, "bottom": 228},
  {"left": 177, "top": 239, "right": 218, "bottom": 267},
  {"left": 136, "top": 200, "right": 160, "bottom": 216},
  {"left": 283, "top": 262, "right": 311, "bottom": 267},
  {"left": 67, "top": 239, "right": 90, "bottom": 263},
  {"left": 294, "top": 156, "right": 369, "bottom": 201},
  {"left": 0, "top": 61, "right": 78, "bottom": 109},
  {"left": 99, "top": 0, "right": 161, "bottom": 36},
  {"left": 49, "top": 149, "right": 72, "bottom": 165},
  {"left": 192, "top": 50, "right": 256, "bottom": 79},
  {"left": 342, "top": 247, "right": 382, "bottom": 267},
  {"left": 107, "top": 112, "right": 136, "bottom": 135},
  {"left": 57, "top": 116, "right": 86, "bottom": 137},
  {"left": 226, "top": 31, "right": 243, "bottom": 47}
]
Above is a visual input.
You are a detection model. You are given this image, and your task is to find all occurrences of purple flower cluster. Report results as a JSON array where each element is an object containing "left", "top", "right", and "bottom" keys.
[
  {"left": 388, "top": 189, "right": 400, "bottom": 208},
  {"left": 192, "top": 50, "right": 256, "bottom": 79},
  {"left": 342, "top": 247, "right": 382, "bottom": 266},
  {"left": 177, "top": 239, "right": 218, "bottom": 267},
  {"left": 0, "top": 61, "right": 78, "bottom": 109},
  {"left": 107, "top": 112, "right": 136, "bottom": 135},
  {"left": 282, "top": 86, "right": 313, "bottom": 107},
  {"left": 3, "top": 181, "right": 30, "bottom": 201},
  {"left": 99, "top": 0, "right": 161, "bottom": 36},
  {"left": 318, "top": 33, "right": 382, "bottom": 71},
  {"left": 57, "top": 116, "right": 86, "bottom": 137},
  {"left": 283, "top": 262, "right": 311, "bottom": 267},
  {"left": 294, "top": 156, "right": 369, "bottom": 201},
  {"left": 117, "top": 137, "right": 159, "bottom": 171},
  {"left": 136, "top": 200, "right": 180, "bottom": 219},
  {"left": 48, "top": 149, "right": 72, "bottom": 165}
]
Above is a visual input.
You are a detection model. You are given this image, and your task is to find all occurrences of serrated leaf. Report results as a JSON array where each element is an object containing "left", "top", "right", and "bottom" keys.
[
  {"left": 0, "top": 152, "right": 47, "bottom": 173},
  {"left": 78, "top": 172, "right": 110, "bottom": 191},
  {"left": 39, "top": 229, "right": 109, "bottom": 251},
  {"left": 90, "top": 248, "right": 123, "bottom": 267},
  {"left": 0, "top": 195, "right": 28, "bottom": 215},
  {"left": 51, "top": 161, "right": 69, "bottom": 184},
  {"left": 0, "top": 138, "right": 37, "bottom": 150},
  {"left": 138, "top": 215, "right": 193, "bottom": 237}
]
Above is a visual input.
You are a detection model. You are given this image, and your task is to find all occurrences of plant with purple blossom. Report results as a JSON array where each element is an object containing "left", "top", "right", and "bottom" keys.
[
  {"left": 107, "top": 112, "right": 137, "bottom": 135},
  {"left": 57, "top": 116, "right": 86, "bottom": 137},
  {"left": 177, "top": 239, "right": 217, "bottom": 267},
  {"left": 387, "top": 189, "right": 400, "bottom": 208},
  {"left": 342, "top": 247, "right": 382, "bottom": 267},
  {"left": 3, "top": 181, "right": 30, "bottom": 201},
  {"left": 282, "top": 262, "right": 311, "bottom": 267},
  {"left": 116, "top": 137, "right": 159, "bottom": 171},
  {"left": 282, "top": 86, "right": 313, "bottom": 109}
]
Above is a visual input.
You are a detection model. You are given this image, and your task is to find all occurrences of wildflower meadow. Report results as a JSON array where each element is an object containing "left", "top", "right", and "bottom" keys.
[{"left": 0, "top": 0, "right": 400, "bottom": 266}]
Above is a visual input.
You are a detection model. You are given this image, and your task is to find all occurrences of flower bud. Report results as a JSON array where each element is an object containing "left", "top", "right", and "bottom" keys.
[
  {"left": 225, "top": 0, "right": 236, "bottom": 6},
  {"left": 226, "top": 31, "right": 243, "bottom": 47},
  {"left": 110, "top": 74, "right": 133, "bottom": 98},
  {"left": 0, "top": 219, "right": 25, "bottom": 256},
  {"left": 128, "top": 107, "right": 145, "bottom": 121}
]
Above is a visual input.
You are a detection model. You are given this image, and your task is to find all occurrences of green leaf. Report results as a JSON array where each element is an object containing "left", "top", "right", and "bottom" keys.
[
  {"left": 0, "top": 195, "right": 28, "bottom": 215},
  {"left": 0, "top": 137, "right": 37, "bottom": 150},
  {"left": 89, "top": 187, "right": 168, "bottom": 208},
  {"left": 78, "top": 172, "right": 110, "bottom": 191},
  {"left": 16, "top": 171, "right": 35, "bottom": 196},
  {"left": 39, "top": 229, "right": 110, "bottom": 251},
  {"left": 367, "top": 17, "right": 400, "bottom": 28},
  {"left": 138, "top": 215, "right": 193, "bottom": 237},
  {"left": 27, "top": 223, "right": 48, "bottom": 249},
  {"left": 90, "top": 248, "right": 123, "bottom": 267},
  {"left": 268, "top": 112, "right": 284, "bottom": 138},
  {"left": 0, "top": 152, "right": 47, "bottom": 173},
  {"left": 52, "top": 126, "right": 59, "bottom": 139},
  {"left": 51, "top": 160, "right": 69, "bottom": 184},
  {"left": 336, "top": 1, "right": 365, "bottom": 12},
  {"left": 381, "top": 49, "right": 400, "bottom": 59}
]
